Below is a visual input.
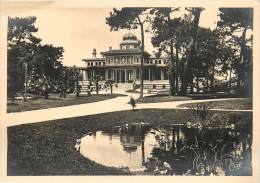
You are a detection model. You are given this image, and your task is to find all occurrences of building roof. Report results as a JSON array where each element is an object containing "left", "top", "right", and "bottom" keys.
[
  {"left": 120, "top": 39, "right": 140, "bottom": 45},
  {"left": 100, "top": 49, "right": 150, "bottom": 57},
  {"left": 82, "top": 58, "right": 105, "bottom": 62}
]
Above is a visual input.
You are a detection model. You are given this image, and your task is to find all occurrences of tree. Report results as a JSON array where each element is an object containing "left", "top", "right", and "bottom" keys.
[
  {"left": 106, "top": 8, "right": 148, "bottom": 99},
  {"left": 217, "top": 8, "right": 253, "bottom": 97},
  {"left": 8, "top": 16, "right": 64, "bottom": 98},
  {"left": 149, "top": 8, "right": 196, "bottom": 95},
  {"left": 149, "top": 8, "right": 181, "bottom": 95},
  {"left": 56, "top": 66, "right": 81, "bottom": 97},
  {"left": 192, "top": 27, "right": 222, "bottom": 93},
  {"left": 8, "top": 16, "right": 40, "bottom": 98},
  {"left": 180, "top": 8, "right": 203, "bottom": 95}
]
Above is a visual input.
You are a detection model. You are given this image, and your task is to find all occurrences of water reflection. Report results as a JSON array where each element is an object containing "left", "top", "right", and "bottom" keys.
[{"left": 76, "top": 123, "right": 251, "bottom": 175}]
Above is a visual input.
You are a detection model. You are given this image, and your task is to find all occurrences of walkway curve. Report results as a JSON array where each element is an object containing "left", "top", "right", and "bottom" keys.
[{"left": 5, "top": 90, "right": 252, "bottom": 127}]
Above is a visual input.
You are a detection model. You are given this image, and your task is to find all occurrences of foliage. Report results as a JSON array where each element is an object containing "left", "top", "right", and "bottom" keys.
[
  {"left": 89, "top": 75, "right": 101, "bottom": 95},
  {"left": 148, "top": 8, "right": 253, "bottom": 96},
  {"left": 7, "top": 16, "right": 64, "bottom": 98},
  {"left": 106, "top": 8, "right": 148, "bottom": 99},
  {"left": 149, "top": 8, "right": 183, "bottom": 95},
  {"left": 106, "top": 8, "right": 148, "bottom": 31},
  {"left": 217, "top": 8, "right": 253, "bottom": 97},
  {"left": 181, "top": 128, "right": 243, "bottom": 176},
  {"left": 55, "top": 66, "right": 82, "bottom": 97},
  {"left": 104, "top": 79, "right": 114, "bottom": 94},
  {"left": 188, "top": 103, "right": 211, "bottom": 122}
]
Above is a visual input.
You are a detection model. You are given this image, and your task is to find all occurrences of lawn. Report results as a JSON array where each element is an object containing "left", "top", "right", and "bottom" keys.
[
  {"left": 177, "top": 98, "right": 252, "bottom": 110},
  {"left": 7, "top": 93, "right": 125, "bottom": 113},
  {"left": 135, "top": 93, "right": 238, "bottom": 104},
  {"left": 8, "top": 108, "right": 252, "bottom": 175},
  {"left": 137, "top": 95, "right": 192, "bottom": 103}
]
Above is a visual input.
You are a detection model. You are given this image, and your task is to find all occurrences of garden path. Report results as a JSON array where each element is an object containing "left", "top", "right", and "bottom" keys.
[{"left": 5, "top": 89, "right": 252, "bottom": 127}]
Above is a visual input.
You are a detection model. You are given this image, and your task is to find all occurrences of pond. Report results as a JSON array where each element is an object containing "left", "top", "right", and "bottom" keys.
[{"left": 75, "top": 122, "right": 252, "bottom": 175}]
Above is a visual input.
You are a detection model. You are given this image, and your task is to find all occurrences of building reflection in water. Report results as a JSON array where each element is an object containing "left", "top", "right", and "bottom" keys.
[{"left": 102, "top": 123, "right": 149, "bottom": 166}]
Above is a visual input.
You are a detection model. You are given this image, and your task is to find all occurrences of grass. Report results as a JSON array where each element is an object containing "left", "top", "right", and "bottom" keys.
[
  {"left": 177, "top": 98, "right": 252, "bottom": 110},
  {"left": 134, "top": 92, "right": 238, "bottom": 104},
  {"left": 136, "top": 95, "right": 192, "bottom": 103},
  {"left": 7, "top": 108, "right": 252, "bottom": 175},
  {"left": 7, "top": 93, "right": 126, "bottom": 113}
]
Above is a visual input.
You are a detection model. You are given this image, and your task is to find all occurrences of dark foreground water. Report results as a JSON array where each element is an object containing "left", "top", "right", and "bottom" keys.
[{"left": 76, "top": 123, "right": 252, "bottom": 175}]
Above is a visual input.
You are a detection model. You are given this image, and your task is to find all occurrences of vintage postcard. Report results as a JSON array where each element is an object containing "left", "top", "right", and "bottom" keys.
[{"left": 0, "top": 1, "right": 259, "bottom": 183}]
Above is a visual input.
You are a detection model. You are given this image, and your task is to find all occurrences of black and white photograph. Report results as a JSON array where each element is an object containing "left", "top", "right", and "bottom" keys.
[{"left": 0, "top": 1, "right": 259, "bottom": 180}]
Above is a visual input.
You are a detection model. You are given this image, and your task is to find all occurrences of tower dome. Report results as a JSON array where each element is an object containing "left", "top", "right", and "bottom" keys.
[
  {"left": 123, "top": 32, "right": 137, "bottom": 40},
  {"left": 120, "top": 32, "right": 140, "bottom": 49}
]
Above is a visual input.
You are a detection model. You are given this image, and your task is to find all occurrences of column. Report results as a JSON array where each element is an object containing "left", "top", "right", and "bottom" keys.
[
  {"left": 133, "top": 69, "right": 136, "bottom": 81},
  {"left": 105, "top": 69, "right": 108, "bottom": 80},
  {"left": 119, "top": 70, "right": 123, "bottom": 83},
  {"left": 125, "top": 69, "right": 127, "bottom": 83},
  {"left": 161, "top": 68, "right": 164, "bottom": 80},
  {"left": 86, "top": 70, "right": 89, "bottom": 80},
  {"left": 114, "top": 70, "right": 117, "bottom": 82},
  {"left": 81, "top": 70, "right": 84, "bottom": 80},
  {"left": 139, "top": 68, "right": 141, "bottom": 80},
  {"left": 82, "top": 70, "right": 85, "bottom": 80},
  {"left": 92, "top": 70, "right": 95, "bottom": 77},
  {"left": 148, "top": 68, "right": 151, "bottom": 81}
]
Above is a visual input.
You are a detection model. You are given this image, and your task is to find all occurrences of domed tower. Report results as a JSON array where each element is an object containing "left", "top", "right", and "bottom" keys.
[{"left": 120, "top": 32, "right": 141, "bottom": 50}]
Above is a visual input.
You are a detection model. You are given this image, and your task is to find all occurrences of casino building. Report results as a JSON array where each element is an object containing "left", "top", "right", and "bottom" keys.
[{"left": 80, "top": 32, "right": 170, "bottom": 91}]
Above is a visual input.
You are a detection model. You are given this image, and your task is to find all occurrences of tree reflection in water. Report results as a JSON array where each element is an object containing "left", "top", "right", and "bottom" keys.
[
  {"left": 78, "top": 121, "right": 251, "bottom": 175},
  {"left": 144, "top": 124, "right": 252, "bottom": 176}
]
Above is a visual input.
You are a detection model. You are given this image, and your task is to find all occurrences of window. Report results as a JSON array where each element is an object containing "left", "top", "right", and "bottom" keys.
[
  {"left": 103, "top": 62, "right": 105, "bottom": 65},
  {"left": 155, "top": 60, "right": 157, "bottom": 64},
  {"left": 159, "top": 60, "right": 161, "bottom": 64},
  {"left": 88, "top": 62, "right": 90, "bottom": 66},
  {"left": 126, "top": 45, "right": 129, "bottom": 49},
  {"left": 91, "top": 62, "right": 93, "bottom": 66},
  {"left": 99, "top": 62, "right": 101, "bottom": 65}
]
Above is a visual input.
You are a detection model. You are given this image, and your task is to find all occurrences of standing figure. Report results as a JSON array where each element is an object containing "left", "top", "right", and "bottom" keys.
[{"left": 129, "top": 96, "right": 136, "bottom": 110}]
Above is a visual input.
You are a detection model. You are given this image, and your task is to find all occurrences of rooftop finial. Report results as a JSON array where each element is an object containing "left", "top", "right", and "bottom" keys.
[{"left": 92, "top": 48, "right": 97, "bottom": 57}]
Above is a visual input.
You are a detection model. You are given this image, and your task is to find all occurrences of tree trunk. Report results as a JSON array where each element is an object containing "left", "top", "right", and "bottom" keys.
[
  {"left": 96, "top": 82, "right": 99, "bottom": 95},
  {"left": 175, "top": 42, "right": 179, "bottom": 94},
  {"left": 196, "top": 75, "right": 199, "bottom": 93},
  {"left": 237, "top": 28, "right": 247, "bottom": 97},
  {"left": 168, "top": 14, "right": 176, "bottom": 96},
  {"left": 180, "top": 8, "right": 202, "bottom": 96},
  {"left": 228, "top": 62, "right": 233, "bottom": 94},
  {"left": 139, "top": 20, "right": 144, "bottom": 99},
  {"left": 110, "top": 83, "right": 113, "bottom": 94},
  {"left": 169, "top": 38, "right": 176, "bottom": 96},
  {"left": 210, "top": 60, "right": 216, "bottom": 93}
]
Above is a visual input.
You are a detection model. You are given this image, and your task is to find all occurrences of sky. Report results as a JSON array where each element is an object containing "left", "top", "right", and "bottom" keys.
[{"left": 9, "top": 7, "right": 220, "bottom": 67}]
